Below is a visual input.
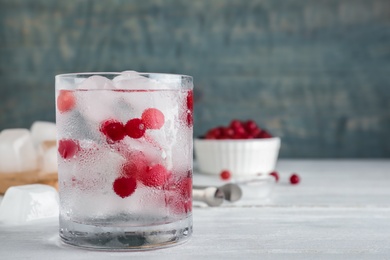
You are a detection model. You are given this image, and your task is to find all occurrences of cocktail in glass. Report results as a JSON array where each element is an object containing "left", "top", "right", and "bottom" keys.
[{"left": 55, "top": 72, "right": 193, "bottom": 250}]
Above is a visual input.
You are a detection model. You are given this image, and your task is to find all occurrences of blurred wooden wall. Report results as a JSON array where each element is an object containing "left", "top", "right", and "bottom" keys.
[{"left": 1, "top": 0, "right": 389, "bottom": 157}]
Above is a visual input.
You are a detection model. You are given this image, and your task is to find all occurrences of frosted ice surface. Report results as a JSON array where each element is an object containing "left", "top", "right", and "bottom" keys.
[
  {"left": 0, "top": 129, "right": 38, "bottom": 173},
  {"left": 30, "top": 121, "right": 56, "bottom": 147},
  {"left": 113, "top": 71, "right": 160, "bottom": 90},
  {"left": 77, "top": 75, "right": 115, "bottom": 90},
  {"left": 0, "top": 184, "right": 59, "bottom": 225},
  {"left": 75, "top": 76, "right": 118, "bottom": 124}
]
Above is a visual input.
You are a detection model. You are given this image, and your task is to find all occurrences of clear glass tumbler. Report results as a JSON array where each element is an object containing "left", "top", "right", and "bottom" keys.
[{"left": 55, "top": 72, "right": 193, "bottom": 250}]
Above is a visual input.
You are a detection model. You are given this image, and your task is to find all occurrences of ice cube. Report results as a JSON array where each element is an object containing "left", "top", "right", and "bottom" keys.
[
  {"left": 77, "top": 75, "right": 115, "bottom": 90},
  {"left": 30, "top": 121, "right": 56, "bottom": 147},
  {"left": 39, "top": 144, "right": 58, "bottom": 175},
  {"left": 0, "top": 129, "right": 38, "bottom": 173},
  {"left": 113, "top": 71, "right": 160, "bottom": 90},
  {"left": 0, "top": 184, "right": 59, "bottom": 225},
  {"left": 74, "top": 75, "right": 120, "bottom": 124}
]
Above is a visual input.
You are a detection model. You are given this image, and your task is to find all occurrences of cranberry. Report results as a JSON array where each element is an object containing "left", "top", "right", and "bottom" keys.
[
  {"left": 100, "top": 120, "right": 125, "bottom": 142},
  {"left": 58, "top": 139, "right": 80, "bottom": 159},
  {"left": 166, "top": 192, "right": 192, "bottom": 214},
  {"left": 125, "top": 118, "right": 146, "bottom": 139},
  {"left": 220, "top": 170, "right": 231, "bottom": 181},
  {"left": 269, "top": 171, "right": 279, "bottom": 182},
  {"left": 229, "top": 119, "right": 242, "bottom": 130},
  {"left": 259, "top": 130, "right": 273, "bottom": 138},
  {"left": 178, "top": 176, "right": 192, "bottom": 199},
  {"left": 290, "top": 174, "right": 300, "bottom": 185},
  {"left": 221, "top": 127, "right": 234, "bottom": 139},
  {"left": 121, "top": 151, "right": 149, "bottom": 179},
  {"left": 57, "top": 90, "right": 75, "bottom": 113},
  {"left": 186, "top": 90, "right": 193, "bottom": 112},
  {"left": 245, "top": 120, "right": 258, "bottom": 132},
  {"left": 186, "top": 110, "right": 193, "bottom": 127},
  {"left": 142, "top": 108, "right": 165, "bottom": 130},
  {"left": 205, "top": 127, "right": 222, "bottom": 139},
  {"left": 113, "top": 176, "right": 137, "bottom": 198},
  {"left": 139, "top": 164, "right": 170, "bottom": 187}
]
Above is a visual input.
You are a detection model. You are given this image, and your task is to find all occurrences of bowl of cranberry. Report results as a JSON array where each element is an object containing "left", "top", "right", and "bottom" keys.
[{"left": 194, "top": 120, "right": 281, "bottom": 177}]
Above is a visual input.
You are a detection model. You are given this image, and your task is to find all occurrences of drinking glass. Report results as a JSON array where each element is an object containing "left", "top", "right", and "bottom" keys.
[{"left": 55, "top": 72, "right": 193, "bottom": 250}]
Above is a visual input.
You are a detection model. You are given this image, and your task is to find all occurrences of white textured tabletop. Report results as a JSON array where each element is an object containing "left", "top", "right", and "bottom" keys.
[{"left": 1, "top": 159, "right": 390, "bottom": 259}]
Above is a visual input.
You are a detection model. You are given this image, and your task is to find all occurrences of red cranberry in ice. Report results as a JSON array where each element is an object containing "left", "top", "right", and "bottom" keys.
[
  {"left": 100, "top": 120, "right": 125, "bottom": 142},
  {"left": 290, "top": 173, "right": 300, "bottom": 185},
  {"left": 178, "top": 176, "right": 192, "bottom": 199},
  {"left": 187, "top": 90, "right": 193, "bottom": 112},
  {"left": 140, "top": 164, "right": 170, "bottom": 188},
  {"left": 186, "top": 111, "right": 193, "bottom": 127},
  {"left": 113, "top": 177, "right": 137, "bottom": 198},
  {"left": 220, "top": 170, "right": 231, "bottom": 181},
  {"left": 58, "top": 139, "right": 80, "bottom": 159},
  {"left": 57, "top": 90, "right": 75, "bottom": 113},
  {"left": 142, "top": 108, "right": 165, "bottom": 130},
  {"left": 121, "top": 152, "right": 148, "bottom": 178},
  {"left": 269, "top": 171, "right": 279, "bottom": 182},
  {"left": 125, "top": 118, "right": 146, "bottom": 139}
]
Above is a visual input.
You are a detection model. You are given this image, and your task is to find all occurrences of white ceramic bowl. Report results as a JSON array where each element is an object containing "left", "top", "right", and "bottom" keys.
[{"left": 194, "top": 137, "right": 281, "bottom": 176}]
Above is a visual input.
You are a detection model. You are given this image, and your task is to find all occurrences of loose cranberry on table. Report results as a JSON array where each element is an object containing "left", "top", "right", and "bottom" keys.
[
  {"left": 290, "top": 174, "right": 300, "bottom": 185},
  {"left": 269, "top": 171, "right": 279, "bottom": 182},
  {"left": 220, "top": 170, "right": 231, "bottom": 181}
]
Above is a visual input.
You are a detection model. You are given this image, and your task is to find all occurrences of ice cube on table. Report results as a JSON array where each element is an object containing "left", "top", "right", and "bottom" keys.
[
  {"left": 0, "top": 129, "right": 38, "bottom": 173},
  {"left": 0, "top": 184, "right": 59, "bottom": 225},
  {"left": 30, "top": 121, "right": 56, "bottom": 147},
  {"left": 39, "top": 144, "right": 57, "bottom": 175}
]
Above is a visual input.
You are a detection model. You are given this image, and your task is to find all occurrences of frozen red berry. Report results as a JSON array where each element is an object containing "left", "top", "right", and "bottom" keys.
[
  {"left": 220, "top": 170, "right": 231, "bottom": 181},
  {"left": 113, "top": 176, "right": 137, "bottom": 198},
  {"left": 142, "top": 108, "right": 165, "bottom": 130},
  {"left": 57, "top": 90, "right": 75, "bottom": 113},
  {"left": 269, "top": 171, "right": 279, "bottom": 182},
  {"left": 186, "top": 110, "right": 193, "bottom": 127},
  {"left": 100, "top": 120, "right": 125, "bottom": 142},
  {"left": 125, "top": 118, "right": 146, "bottom": 139},
  {"left": 178, "top": 176, "right": 192, "bottom": 198},
  {"left": 139, "top": 164, "right": 170, "bottom": 187},
  {"left": 290, "top": 174, "right": 300, "bottom": 185},
  {"left": 121, "top": 152, "right": 148, "bottom": 178},
  {"left": 187, "top": 90, "right": 193, "bottom": 112},
  {"left": 58, "top": 139, "right": 80, "bottom": 159}
]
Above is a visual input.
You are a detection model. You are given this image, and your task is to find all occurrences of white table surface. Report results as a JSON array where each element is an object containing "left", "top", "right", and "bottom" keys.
[{"left": 1, "top": 159, "right": 390, "bottom": 259}]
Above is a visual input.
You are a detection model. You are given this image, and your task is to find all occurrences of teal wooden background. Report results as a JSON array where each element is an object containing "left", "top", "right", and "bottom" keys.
[{"left": 1, "top": 0, "right": 390, "bottom": 158}]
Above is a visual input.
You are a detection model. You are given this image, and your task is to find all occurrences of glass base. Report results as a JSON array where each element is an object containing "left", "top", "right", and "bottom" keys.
[{"left": 59, "top": 215, "right": 192, "bottom": 251}]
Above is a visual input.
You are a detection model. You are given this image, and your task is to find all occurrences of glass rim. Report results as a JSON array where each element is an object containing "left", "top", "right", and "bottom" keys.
[{"left": 55, "top": 72, "right": 193, "bottom": 81}]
